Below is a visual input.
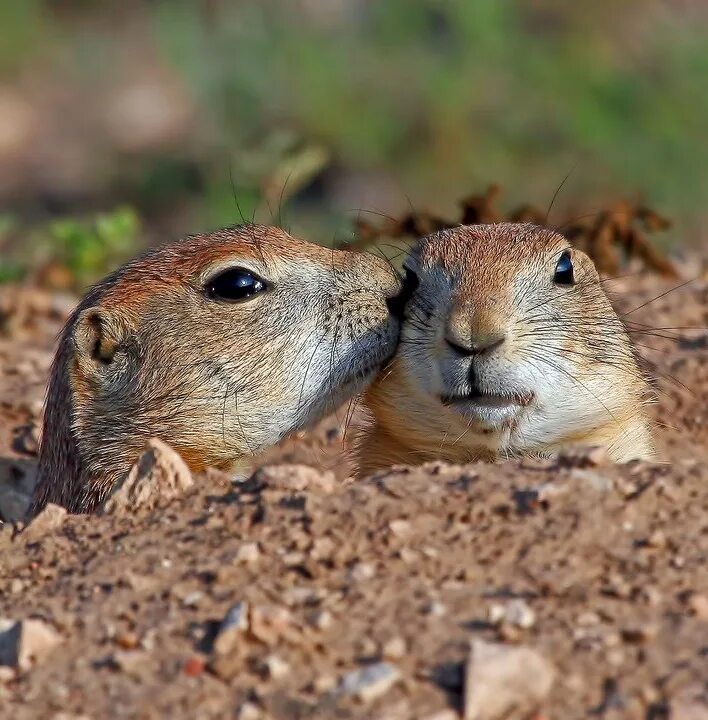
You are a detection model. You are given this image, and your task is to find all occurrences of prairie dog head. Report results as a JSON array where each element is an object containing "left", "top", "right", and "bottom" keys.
[
  {"left": 361, "top": 223, "right": 654, "bottom": 472},
  {"left": 35, "top": 224, "right": 402, "bottom": 512}
]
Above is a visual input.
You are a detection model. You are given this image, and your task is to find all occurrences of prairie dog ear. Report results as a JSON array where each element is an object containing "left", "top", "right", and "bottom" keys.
[{"left": 73, "top": 307, "right": 134, "bottom": 374}]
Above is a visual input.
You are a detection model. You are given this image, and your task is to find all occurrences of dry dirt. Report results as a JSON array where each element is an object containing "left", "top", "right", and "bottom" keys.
[{"left": 0, "top": 270, "right": 706, "bottom": 720}]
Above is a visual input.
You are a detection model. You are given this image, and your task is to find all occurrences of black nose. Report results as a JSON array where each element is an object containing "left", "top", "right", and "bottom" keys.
[{"left": 386, "top": 268, "right": 419, "bottom": 319}]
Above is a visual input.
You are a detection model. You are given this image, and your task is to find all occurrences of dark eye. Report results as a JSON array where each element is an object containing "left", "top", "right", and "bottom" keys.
[
  {"left": 553, "top": 251, "right": 575, "bottom": 285},
  {"left": 205, "top": 267, "right": 268, "bottom": 302}
]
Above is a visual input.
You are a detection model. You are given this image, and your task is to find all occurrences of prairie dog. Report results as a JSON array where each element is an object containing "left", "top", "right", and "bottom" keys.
[
  {"left": 31, "top": 224, "right": 402, "bottom": 514},
  {"left": 358, "top": 223, "right": 654, "bottom": 474}
]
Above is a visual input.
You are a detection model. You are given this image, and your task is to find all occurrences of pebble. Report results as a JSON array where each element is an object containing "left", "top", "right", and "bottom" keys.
[
  {"left": 16, "top": 423, "right": 41, "bottom": 455},
  {"left": 349, "top": 562, "right": 375, "bottom": 582},
  {"left": 646, "top": 530, "right": 667, "bottom": 548},
  {"left": 464, "top": 640, "right": 555, "bottom": 720},
  {"left": 111, "top": 650, "right": 148, "bottom": 678},
  {"left": 389, "top": 519, "right": 412, "bottom": 538},
  {"left": 262, "top": 654, "right": 290, "bottom": 680},
  {"left": 213, "top": 602, "right": 249, "bottom": 656},
  {"left": 249, "top": 605, "right": 296, "bottom": 645},
  {"left": 381, "top": 636, "right": 407, "bottom": 660},
  {"left": 237, "top": 702, "right": 263, "bottom": 720},
  {"left": 183, "top": 655, "right": 206, "bottom": 677},
  {"left": 314, "top": 673, "right": 337, "bottom": 693},
  {"left": 688, "top": 593, "right": 708, "bottom": 621},
  {"left": 0, "top": 618, "right": 63, "bottom": 670},
  {"left": 339, "top": 662, "right": 401, "bottom": 703},
  {"left": 235, "top": 542, "right": 261, "bottom": 565},
  {"left": 309, "top": 609, "right": 333, "bottom": 631},
  {"left": 426, "top": 601, "right": 447, "bottom": 617},
  {"left": 115, "top": 631, "right": 140, "bottom": 650},
  {"left": 182, "top": 591, "right": 204, "bottom": 608},
  {"left": 489, "top": 599, "right": 535, "bottom": 629},
  {"left": 253, "top": 464, "right": 335, "bottom": 493},
  {"left": 101, "top": 438, "right": 194, "bottom": 514},
  {"left": 22, "top": 503, "right": 66, "bottom": 543},
  {"left": 621, "top": 624, "right": 658, "bottom": 644}
]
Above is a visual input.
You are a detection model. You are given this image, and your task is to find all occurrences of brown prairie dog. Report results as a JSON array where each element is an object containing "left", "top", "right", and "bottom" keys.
[
  {"left": 31, "top": 224, "right": 402, "bottom": 514},
  {"left": 358, "top": 223, "right": 654, "bottom": 474}
]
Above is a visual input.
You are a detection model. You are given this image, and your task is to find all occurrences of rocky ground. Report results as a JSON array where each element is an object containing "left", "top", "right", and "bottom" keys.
[{"left": 0, "top": 269, "right": 706, "bottom": 720}]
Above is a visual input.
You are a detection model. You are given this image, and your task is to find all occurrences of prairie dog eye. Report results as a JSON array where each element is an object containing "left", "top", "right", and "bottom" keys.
[
  {"left": 206, "top": 267, "right": 269, "bottom": 302},
  {"left": 553, "top": 251, "right": 575, "bottom": 286}
]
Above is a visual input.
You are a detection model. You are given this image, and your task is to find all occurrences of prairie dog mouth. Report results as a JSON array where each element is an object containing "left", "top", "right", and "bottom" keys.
[{"left": 441, "top": 390, "right": 534, "bottom": 408}]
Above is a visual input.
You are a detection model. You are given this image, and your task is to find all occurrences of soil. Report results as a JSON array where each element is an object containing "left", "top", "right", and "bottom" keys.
[{"left": 0, "top": 268, "right": 706, "bottom": 720}]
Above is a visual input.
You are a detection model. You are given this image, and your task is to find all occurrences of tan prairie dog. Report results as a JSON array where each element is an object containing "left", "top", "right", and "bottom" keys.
[
  {"left": 31, "top": 224, "right": 402, "bottom": 514},
  {"left": 358, "top": 223, "right": 654, "bottom": 474}
]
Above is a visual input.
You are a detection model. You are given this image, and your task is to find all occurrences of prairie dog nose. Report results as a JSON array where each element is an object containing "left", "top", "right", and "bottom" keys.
[
  {"left": 445, "top": 307, "right": 507, "bottom": 356},
  {"left": 445, "top": 331, "right": 506, "bottom": 356}
]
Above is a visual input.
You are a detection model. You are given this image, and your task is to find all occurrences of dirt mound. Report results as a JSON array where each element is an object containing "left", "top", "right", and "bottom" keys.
[{"left": 0, "top": 269, "right": 706, "bottom": 719}]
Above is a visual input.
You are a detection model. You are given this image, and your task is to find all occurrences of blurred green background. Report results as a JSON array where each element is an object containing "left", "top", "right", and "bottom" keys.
[{"left": 0, "top": 0, "right": 705, "bottom": 288}]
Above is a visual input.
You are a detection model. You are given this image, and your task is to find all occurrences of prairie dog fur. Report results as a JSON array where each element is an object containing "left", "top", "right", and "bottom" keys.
[
  {"left": 32, "top": 224, "right": 402, "bottom": 514},
  {"left": 358, "top": 223, "right": 654, "bottom": 474}
]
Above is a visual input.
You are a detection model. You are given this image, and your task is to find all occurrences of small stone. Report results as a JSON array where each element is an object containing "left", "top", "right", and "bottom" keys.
[
  {"left": 111, "top": 650, "right": 148, "bottom": 678},
  {"left": 253, "top": 464, "right": 335, "bottom": 493},
  {"left": 381, "top": 636, "right": 406, "bottom": 660},
  {"left": 0, "top": 618, "right": 63, "bottom": 671},
  {"left": 621, "top": 624, "right": 658, "bottom": 644},
  {"left": 314, "top": 674, "right": 337, "bottom": 693},
  {"left": 349, "top": 562, "right": 375, "bottom": 582},
  {"left": 237, "top": 702, "right": 263, "bottom": 720},
  {"left": 399, "top": 548, "right": 419, "bottom": 564},
  {"left": 576, "top": 611, "right": 601, "bottom": 627},
  {"left": 464, "top": 640, "right": 555, "bottom": 720},
  {"left": 504, "top": 599, "right": 536, "bottom": 629},
  {"left": 184, "top": 655, "right": 206, "bottom": 677},
  {"left": 115, "top": 631, "right": 140, "bottom": 650},
  {"left": 101, "top": 438, "right": 194, "bottom": 515},
  {"left": 488, "top": 604, "right": 506, "bottom": 625},
  {"left": 235, "top": 542, "right": 260, "bottom": 565},
  {"left": 688, "top": 593, "right": 708, "bottom": 621},
  {"left": 263, "top": 654, "right": 290, "bottom": 680},
  {"left": 489, "top": 600, "right": 535, "bottom": 629},
  {"left": 309, "top": 609, "right": 333, "bottom": 631},
  {"left": 339, "top": 662, "right": 401, "bottom": 703},
  {"left": 426, "top": 601, "right": 447, "bottom": 618},
  {"left": 356, "top": 637, "right": 378, "bottom": 658},
  {"left": 16, "top": 424, "right": 41, "bottom": 456},
  {"left": 121, "top": 571, "right": 157, "bottom": 594},
  {"left": 646, "top": 530, "right": 667, "bottom": 548},
  {"left": 182, "top": 591, "right": 203, "bottom": 608},
  {"left": 213, "top": 602, "right": 249, "bottom": 656},
  {"left": 10, "top": 579, "right": 23, "bottom": 594},
  {"left": 22, "top": 503, "right": 66, "bottom": 543},
  {"left": 249, "top": 605, "right": 295, "bottom": 645},
  {"left": 389, "top": 519, "right": 412, "bottom": 538}
]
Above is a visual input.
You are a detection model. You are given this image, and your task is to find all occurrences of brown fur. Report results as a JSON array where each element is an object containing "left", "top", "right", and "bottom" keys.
[
  {"left": 359, "top": 223, "right": 654, "bottom": 475},
  {"left": 31, "top": 224, "right": 401, "bottom": 514}
]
